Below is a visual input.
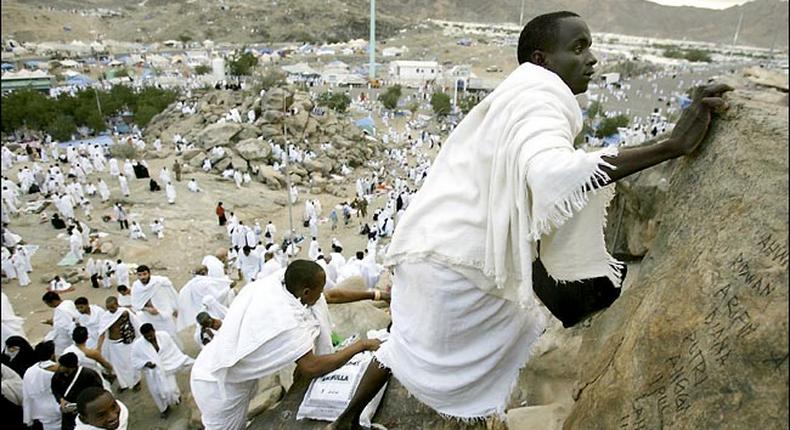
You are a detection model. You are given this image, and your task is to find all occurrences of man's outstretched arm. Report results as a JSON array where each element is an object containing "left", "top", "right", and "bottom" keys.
[{"left": 599, "top": 83, "right": 733, "bottom": 184}]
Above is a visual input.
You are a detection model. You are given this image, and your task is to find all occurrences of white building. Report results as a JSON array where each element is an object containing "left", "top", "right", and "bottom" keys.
[
  {"left": 388, "top": 60, "right": 441, "bottom": 86},
  {"left": 382, "top": 46, "right": 409, "bottom": 57}
]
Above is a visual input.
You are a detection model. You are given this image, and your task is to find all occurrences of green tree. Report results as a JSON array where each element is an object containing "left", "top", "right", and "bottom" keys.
[
  {"left": 317, "top": 91, "right": 351, "bottom": 113},
  {"left": 430, "top": 91, "right": 451, "bottom": 116},
  {"left": 379, "top": 85, "right": 402, "bottom": 110},
  {"left": 595, "top": 114, "right": 630, "bottom": 138},
  {"left": 177, "top": 34, "right": 192, "bottom": 45},
  {"left": 194, "top": 64, "right": 211, "bottom": 75},
  {"left": 228, "top": 51, "right": 258, "bottom": 76},
  {"left": 46, "top": 114, "right": 77, "bottom": 141},
  {"left": 684, "top": 49, "right": 712, "bottom": 63}
]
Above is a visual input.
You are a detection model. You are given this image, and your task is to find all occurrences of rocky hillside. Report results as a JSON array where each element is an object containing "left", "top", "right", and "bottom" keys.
[
  {"left": 143, "top": 86, "right": 384, "bottom": 197},
  {"left": 2, "top": 0, "right": 787, "bottom": 48}
]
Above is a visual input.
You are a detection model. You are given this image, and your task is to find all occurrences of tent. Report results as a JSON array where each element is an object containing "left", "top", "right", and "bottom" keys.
[
  {"left": 354, "top": 117, "right": 376, "bottom": 135},
  {"left": 66, "top": 74, "right": 95, "bottom": 86},
  {"left": 1, "top": 63, "right": 15, "bottom": 71}
]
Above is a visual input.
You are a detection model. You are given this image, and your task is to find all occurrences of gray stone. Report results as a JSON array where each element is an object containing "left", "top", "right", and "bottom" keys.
[
  {"left": 262, "top": 110, "right": 285, "bottom": 124},
  {"left": 256, "top": 165, "right": 286, "bottom": 189},
  {"left": 604, "top": 159, "right": 676, "bottom": 259},
  {"left": 563, "top": 91, "right": 789, "bottom": 429},
  {"left": 180, "top": 148, "right": 203, "bottom": 162},
  {"left": 237, "top": 123, "right": 260, "bottom": 141},
  {"left": 247, "top": 386, "right": 284, "bottom": 419},
  {"left": 195, "top": 122, "right": 243, "bottom": 149},
  {"left": 260, "top": 125, "right": 281, "bottom": 139},
  {"left": 236, "top": 138, "right": 273, "bottom": 162},
  {"left": 327, "top": 300, "right": 390, "bottom": 340},
  {"left": 506, "top": 404, "right": 568, "bottom": 430}
]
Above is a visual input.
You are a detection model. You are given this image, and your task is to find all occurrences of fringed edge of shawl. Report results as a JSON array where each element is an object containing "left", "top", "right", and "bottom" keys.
[
  {"left": 528, "top": 146, "right": 625, "bottom": 288},
  {"left": 374, "top": 309, "right": 548, "bottom": 425}
]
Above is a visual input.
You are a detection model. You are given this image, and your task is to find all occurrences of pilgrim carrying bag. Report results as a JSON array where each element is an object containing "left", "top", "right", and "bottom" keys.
[{"left": 532, "top": 243, "right": 624, "bottom": 328}]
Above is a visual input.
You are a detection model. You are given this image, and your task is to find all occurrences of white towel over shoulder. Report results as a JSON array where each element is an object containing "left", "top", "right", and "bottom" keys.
[{"left": 384, "top": 62, "right": 623, "bottom": 309}]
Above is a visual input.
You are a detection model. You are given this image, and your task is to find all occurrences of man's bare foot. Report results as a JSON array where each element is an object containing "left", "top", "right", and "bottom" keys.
[{"left": 132, "top": 382, "right": 142, "bottom": 392}]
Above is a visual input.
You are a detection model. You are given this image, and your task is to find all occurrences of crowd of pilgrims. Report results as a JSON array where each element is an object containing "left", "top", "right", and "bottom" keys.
[{"left": 0, "top": 109, "right": 447, "bottom": 428}]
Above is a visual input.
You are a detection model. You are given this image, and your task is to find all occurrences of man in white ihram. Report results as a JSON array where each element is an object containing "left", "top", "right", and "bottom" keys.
[
  {"left": 130, "top": 265, "right": 183, "bottom": 349},
  {"left": 329, "top": 11, "right": 731, "bottom": 429}
]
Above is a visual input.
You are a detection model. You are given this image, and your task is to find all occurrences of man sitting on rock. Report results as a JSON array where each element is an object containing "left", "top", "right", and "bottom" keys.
[{"left": 190, "top": 259, "right": 390, "bottom": 430}]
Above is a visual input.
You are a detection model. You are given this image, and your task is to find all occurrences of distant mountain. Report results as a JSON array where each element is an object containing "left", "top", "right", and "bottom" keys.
[{"left": 2, "top": 0, "right": 787, "bottom": 49}]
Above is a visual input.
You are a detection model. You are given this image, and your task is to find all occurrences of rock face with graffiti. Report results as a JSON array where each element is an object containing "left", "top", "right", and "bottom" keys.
[{"left": 564, "top": 79, "right": 788, "bottom": 429}]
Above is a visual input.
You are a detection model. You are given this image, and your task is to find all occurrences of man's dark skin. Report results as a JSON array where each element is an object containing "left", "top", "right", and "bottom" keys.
[
  {"left": 99, "top": 297, "right": 142, "bottom": 392},
  {"left": 328, "top": 15, "right": 731, "bottom": 430},
  {"left": 78, "top": 391, "right": 122, "bottom": 430}
]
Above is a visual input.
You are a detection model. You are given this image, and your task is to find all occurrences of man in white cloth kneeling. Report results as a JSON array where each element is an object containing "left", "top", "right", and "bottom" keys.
[
  {"left": 131, "top": 323, "right": 194, "bottom": 419},
  {"left": 190, "top": 260, "right": 388, "bottom": 430},
  {"left": 328, "top": 11, "right": 731, "bottom": 429}
]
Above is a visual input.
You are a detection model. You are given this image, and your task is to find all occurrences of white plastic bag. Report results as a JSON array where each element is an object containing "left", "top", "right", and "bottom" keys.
[{"left": 296, "top": 350, "right": 387, "bottom": 427}]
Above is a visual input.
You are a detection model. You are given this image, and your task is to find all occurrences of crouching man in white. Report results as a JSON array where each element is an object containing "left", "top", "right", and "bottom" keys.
[
  {"left": 190, "top": 260, "right": 386, "bottom": 430},
  {"left": 131, "top": 323, "right": 194, "bottom": 419}
]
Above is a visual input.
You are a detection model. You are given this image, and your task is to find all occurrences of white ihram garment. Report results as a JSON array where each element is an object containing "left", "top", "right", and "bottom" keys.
[
  {"left": 22, "top": 361, "right": 62, "bottom": 430},
  {"left": 1, "top": 292, "right": 26, "bottom": 351},
  {"left": 98, "top": 308, "right": 142, "bottom": 389},
  {"left": 131, "top": 331, "right": 194, "bottom": 413},
  {"left": 190, "top": 269, "right": 333, "bottom": 430},
  {"left": 377, "top": 63, "right": 623, "bottom": 419},
  {"left": 75, "top": 400, "right": 128, "bottom": 430},
  {"left": 131, "top": 276, "right": 182, "bottom": 348}
]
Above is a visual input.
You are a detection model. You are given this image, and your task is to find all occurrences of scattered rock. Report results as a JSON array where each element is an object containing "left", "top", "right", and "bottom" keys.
[
  {"left": 235, "top": 139, "right": 273, "bottom": 162},
  {"left": 195, "top": 123, "right": 243, "bottom": 149}
]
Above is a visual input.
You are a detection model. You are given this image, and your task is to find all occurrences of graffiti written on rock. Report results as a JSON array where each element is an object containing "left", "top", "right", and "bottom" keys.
[{"left": 618, "top": 231, "right": 784, "bottom": 429}]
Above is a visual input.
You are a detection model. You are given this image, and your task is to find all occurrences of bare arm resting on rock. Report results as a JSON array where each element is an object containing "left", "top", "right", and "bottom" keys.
[
  {"left": 325, "top": 288, "right": 391, "bottom": 304},
  {"left": 295, "top": 339, "right": 381, "bottom": 379},
  {"left": 599, "top": 83, "right": 733, "bottom": 184}
]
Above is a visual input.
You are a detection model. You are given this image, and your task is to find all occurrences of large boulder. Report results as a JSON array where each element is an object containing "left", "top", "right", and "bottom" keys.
[
  {"left": 327, "top": 300, "right": 390, "bottom": 340},
  {"left": 256, "top": 165, "right": 286, "bottom": 189},
  {"left": 237, "top": 123, "right": 260, "bottom": 141},
  {"left": 235, "top": 139, "right": 273, "bottom": 162},
  {"left": 195, "top": 122, "right": 243, "bottom": 149},
  {"left": 563, "top": 88, "right": 788, "bottom": 428},
  {"left": 260, "top": 125, "right": 281, "bottom": 139},
  {"left": 604, "top": 159, "right": 676, "bottom": 259},
  {"left": 261, "top": 88, "right": 292, "bottom": 111}
]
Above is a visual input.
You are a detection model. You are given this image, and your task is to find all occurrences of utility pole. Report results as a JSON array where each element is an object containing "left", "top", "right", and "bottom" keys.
[
  {"left": 281, "top": 96, "right": 294, "bottom": 237},
  {"left": 94, "top": 86, "right": 103, "bottom": 117},
  {"left": 519, "top": 0, "right": 526, "bottom": 27},
  {"left": 369, "top": 0, "right": 376, "bottom": 80}
]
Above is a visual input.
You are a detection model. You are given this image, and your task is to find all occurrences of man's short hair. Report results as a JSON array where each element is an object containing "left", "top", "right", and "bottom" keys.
[
  {"left": 42, "top": 291, "right": 60, "bottom": 303},
  {"left": 34, "top": 340, "right": 55, "bottom": 362},
  {"left": 76, "top": 387, "right": 110, "bottom": 417},
  {"left": 106, "top": 296, "right": 118, "bottom": 305},
  {"left": 136, "top": 264, "right": 150, "bottom": 273},
  {"left": 284, "top": 259, "right": 323, "bottom": 295},
  {"left": 58, "top": 352, "right": 79, "bottom": 368},
  {"left": 116, "top": 285, "right": 128, "bottom": 293},
  {"left": 356, "top": 251, "right": 364, "bottom": 260},
  {"left": 196, "top": 312, "right": 212, "bottom": 325},
  {"left": 140, "top": 323, "right": 155, "bottom": 334},
  {"left": 74, "top": 297, "right": 89, "bottom": 306},
  {"left": 517, "top": 11, "right": 580, "bottom": 64},
  {"left": 72, "top": 326, "right": 89, "bottom": 344}
]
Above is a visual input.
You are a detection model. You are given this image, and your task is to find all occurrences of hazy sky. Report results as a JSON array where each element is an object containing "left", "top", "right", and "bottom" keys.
[{"left": 645, "top": 0, "right": 754, "bottom": 8}]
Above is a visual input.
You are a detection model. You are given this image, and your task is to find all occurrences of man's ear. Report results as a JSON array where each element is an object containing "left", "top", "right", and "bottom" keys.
[{"left": 531, "top": 51, "right": 547, "bottom": 66}]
